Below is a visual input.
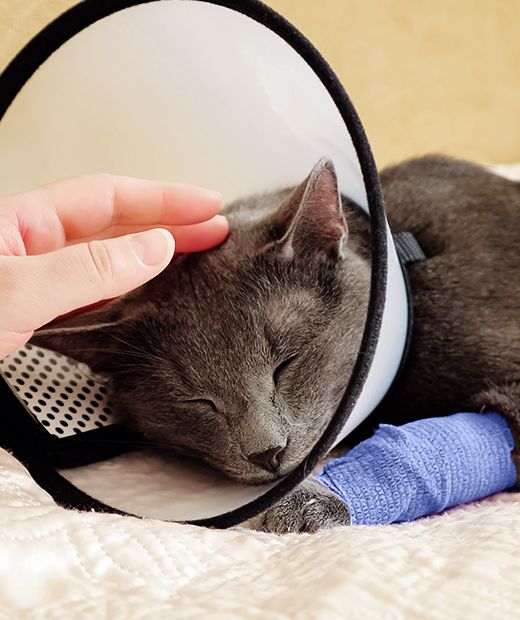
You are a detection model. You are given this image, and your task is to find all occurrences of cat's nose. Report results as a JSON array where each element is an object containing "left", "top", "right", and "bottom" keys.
[{"left": 247, "top": 445, "right": 286, "bottom": 472}]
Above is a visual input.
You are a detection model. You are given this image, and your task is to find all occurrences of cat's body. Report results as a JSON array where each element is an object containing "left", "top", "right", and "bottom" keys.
[
  {"left": 34, "top": 155, "right": 520, "bottom": 533},
  {"left": 380, "top": 156, "right": 520, "bottom": 426},
  {"left": 251, "top": 155, "right": 520, "bottom": 533}
]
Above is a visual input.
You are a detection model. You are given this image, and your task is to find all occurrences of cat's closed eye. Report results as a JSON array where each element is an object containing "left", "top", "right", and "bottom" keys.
[
  {"left": 180, "top": 399, "right": 218, "bottom": 413},
  {"left": 273, "top": 355, "right": 298, "bottom": 386}
]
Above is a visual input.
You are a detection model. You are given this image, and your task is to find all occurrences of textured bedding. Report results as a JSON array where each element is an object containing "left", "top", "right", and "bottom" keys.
[
  {"left": 0, "top": 447, "right": 519, "bottom": 619},
  {"left": 1, "top": 164, "right": 519, "bottom": 619}
]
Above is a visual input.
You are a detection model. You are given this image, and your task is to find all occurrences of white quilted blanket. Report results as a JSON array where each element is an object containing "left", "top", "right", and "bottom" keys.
[
  {"left": 0, "top": 447, "right": 519, "bottom": 619},
  {"left": 1, "top": 163, "right": 519, "bottom": 619}
]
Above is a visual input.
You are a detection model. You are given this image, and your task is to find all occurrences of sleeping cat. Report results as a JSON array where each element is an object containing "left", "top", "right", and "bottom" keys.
[{"left": 33, "top": 155, "right": 520, "bottom": 533}]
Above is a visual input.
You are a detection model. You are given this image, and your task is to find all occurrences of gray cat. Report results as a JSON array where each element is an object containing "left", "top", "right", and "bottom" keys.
[{"left": 34, "top": 155, "right": 520, "bottom": 533}]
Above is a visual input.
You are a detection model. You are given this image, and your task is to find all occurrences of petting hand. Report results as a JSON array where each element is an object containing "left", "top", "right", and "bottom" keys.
[{"left": 0, "top": 174, "right": 228, "bottom": 359}]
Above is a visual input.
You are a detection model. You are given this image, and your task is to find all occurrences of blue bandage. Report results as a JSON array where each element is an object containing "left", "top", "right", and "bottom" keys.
[{"left": 316, "top": 412, "right": 517, "bottom": 525}]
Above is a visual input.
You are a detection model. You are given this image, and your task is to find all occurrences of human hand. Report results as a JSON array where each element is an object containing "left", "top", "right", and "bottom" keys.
[{"left": 0, "top": 174, "right": 228, "bottom": 359}]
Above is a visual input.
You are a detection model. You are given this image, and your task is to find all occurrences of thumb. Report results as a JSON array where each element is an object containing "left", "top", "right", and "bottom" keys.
[{"left": 0, "top": 228, "right": 174, "bottom": 355}]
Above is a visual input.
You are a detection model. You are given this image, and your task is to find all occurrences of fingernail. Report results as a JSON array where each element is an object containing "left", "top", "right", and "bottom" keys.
[
  {"left": 213, "top": 214, "right": 228, "bottom": 226},
  {"left": 131, "top": 229, "right": 174, "bottom": 266},
  {"left": 204, "top": 190, "right": 222, "bottom": 211},
  {"left": 209, "top": 190, "right": 222, "bottom": 204}
]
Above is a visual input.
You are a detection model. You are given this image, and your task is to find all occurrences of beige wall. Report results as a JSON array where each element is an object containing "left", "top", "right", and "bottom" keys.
[{"left": 1, "top": 0, "right": 519, "bottom": 167}]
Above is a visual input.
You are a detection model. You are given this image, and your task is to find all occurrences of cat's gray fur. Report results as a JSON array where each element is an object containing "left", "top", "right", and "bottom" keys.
[{"left": 33, "top": 155, "right": 520, "bottom": 534}]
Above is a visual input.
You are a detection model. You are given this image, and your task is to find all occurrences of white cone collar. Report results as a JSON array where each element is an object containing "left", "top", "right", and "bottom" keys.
[{"left": 0, "top": 0, "right": 408, "bottom": 526}]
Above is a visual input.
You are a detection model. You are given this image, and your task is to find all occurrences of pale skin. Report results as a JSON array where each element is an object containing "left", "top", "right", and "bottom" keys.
[{"left": 0, "top": 174, "right": 229, "bottom": 359}]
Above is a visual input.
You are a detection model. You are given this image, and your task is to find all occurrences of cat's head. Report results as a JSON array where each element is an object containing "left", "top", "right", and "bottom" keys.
[{"left": 32, "top": 160, "right": 370, "bottom": 483}]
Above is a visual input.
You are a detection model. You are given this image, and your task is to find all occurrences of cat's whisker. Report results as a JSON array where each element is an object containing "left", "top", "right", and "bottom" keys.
[
  {"left": 100, "top": 329, "right": 171, "bottom": 367},
  {"left": 58, "top": 346, "right": 160, "bottom": 364}
]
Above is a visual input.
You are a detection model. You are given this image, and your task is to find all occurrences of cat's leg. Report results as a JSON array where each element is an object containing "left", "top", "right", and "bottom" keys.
[
  {"left": 246, "top": 478, "right": 350, "bottom": 534},
  {"left": 248, "top": 400, "right": 520, "bottom": 534},
  {"left": 469, "top": 381, "right": 520, "bottom": 483}
]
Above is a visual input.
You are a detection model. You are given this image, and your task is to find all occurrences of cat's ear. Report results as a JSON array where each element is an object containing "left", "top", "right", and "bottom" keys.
[
  {"left": 30, "top": 294, "right": 145, "bottom": 373},
  {"left": 267, "top": 158, "right": 347, "bottom": 264}
]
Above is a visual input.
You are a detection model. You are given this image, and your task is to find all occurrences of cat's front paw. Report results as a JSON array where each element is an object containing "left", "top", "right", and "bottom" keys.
[{"left": 247, "top": 478, "right": 350, "bottom": 534}]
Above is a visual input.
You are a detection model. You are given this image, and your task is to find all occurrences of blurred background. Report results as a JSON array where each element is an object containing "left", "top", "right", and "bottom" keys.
[{"left": 0, "top": 0, "right": 518, "bottom": 167}]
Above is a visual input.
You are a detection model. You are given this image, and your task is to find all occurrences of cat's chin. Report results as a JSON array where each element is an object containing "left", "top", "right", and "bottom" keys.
[
  {"left": 221, "top": 466, "right": 289, "bottom": 486},
  {"left": 148, "top": 442, "right": 285, "bottom": 484},
  {"left": 212, "top": 453, "right": 306, "bottom": 485}
]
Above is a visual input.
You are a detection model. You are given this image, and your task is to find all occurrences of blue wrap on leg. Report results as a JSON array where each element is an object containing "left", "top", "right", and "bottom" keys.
[{"left": 316, "top": 412, "right": 517, "bottom": 525}]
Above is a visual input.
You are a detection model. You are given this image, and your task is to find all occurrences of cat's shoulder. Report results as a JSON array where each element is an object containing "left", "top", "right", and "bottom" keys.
[{"left": 381, "top": 154, "right": 520, "bottom": 250}]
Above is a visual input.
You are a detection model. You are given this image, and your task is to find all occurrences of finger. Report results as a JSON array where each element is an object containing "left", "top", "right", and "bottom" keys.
[
  {"left": 47, "top": 212, "right": 227, "bottom": 323},
  {"left": 166, "top": 215, "right": 230, "bottom": 253},
  {"left": 68, "top": 215, "right": 230, "bottom": 253},
  {"left": 10, "top": 174, "right": 222, "bottom": 254},
  {"left": 0, "top": 228, "right": 174, "bottom": 334}
]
